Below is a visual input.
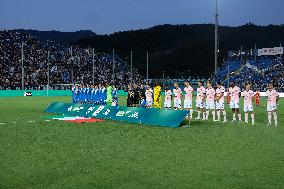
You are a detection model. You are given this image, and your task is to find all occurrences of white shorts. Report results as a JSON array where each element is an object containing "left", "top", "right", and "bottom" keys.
[
  {"left": 146, "top": 100, "right": 153, "bottom": 107},
  {"left": 174, "top": 99, "right": 182, "bottom": 109},
  {"left": 196, "top": 99, "right": 204, "bottom": 108},
  {"left": 230, "top": 101, "right": 240, "bottom": 109},
  {"left": 164, "top": 101, "right": 171, "bottom": 108},
  {"left": 267, "top": 103, "right": 277, "bottom": 112},
  {"left": 206, "top": 101, "right": 215, "bottom": 110},
  {"left": 244, "top": 104, "right": 253, "bottom": 112},
  {"left": 216, "top": 102, "right": 225, "bottom": 110},
  {"left": 184, "top": 99, "right": 192, "bottom": 109}
]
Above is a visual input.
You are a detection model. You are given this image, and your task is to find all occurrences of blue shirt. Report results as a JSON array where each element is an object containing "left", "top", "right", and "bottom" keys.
[
  {"left": 74, "top": 88, "right": 80, "bottom": 102},
  {"left": 72, "top": 87, "right": 75, "bottom": 102},
  {"left": 97, "top": 88, "right": 102, "bottom": 103},
  {"left": 82, "top": 88, "right": 87, "bottom": 102},
  {"left": 91, "top": 89, "right": 97, "bottom": 103},
  {"left": 78, "top": 88, "right": 82, "bottom": 102},
  {"left": 100, "top": 87, "right": 107, "bottom": 104},
  {"left": 86, "top": 88, "right": 91, "bottom": 101}
]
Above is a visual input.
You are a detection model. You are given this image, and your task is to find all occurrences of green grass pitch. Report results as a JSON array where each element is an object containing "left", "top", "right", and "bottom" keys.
[{"left": 0, "top": 96, "right": 283, "bottom": 188}]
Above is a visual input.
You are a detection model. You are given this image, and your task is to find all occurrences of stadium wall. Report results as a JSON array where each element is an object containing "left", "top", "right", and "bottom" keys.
[{"left": 0, "top": 90, "right": 128, "bottom": 97}]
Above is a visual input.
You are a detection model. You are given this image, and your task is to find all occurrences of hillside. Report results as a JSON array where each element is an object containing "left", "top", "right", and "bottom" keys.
[
  {"left": 14, "top": 29, "right": 96, "bottom": 43},
  {"left": 75, "top": 24, "right": 284, "bottom": 78}
]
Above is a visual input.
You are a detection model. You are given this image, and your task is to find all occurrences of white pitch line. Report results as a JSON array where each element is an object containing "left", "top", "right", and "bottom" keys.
[
  {"left": 28, "top": 121, "right": 36, "bottom": 123},
  {"left": 45, "top": 120, "right": 51, "bottom": 122},
  {"left": 0, "top": 123, "right": 5, "bottom": 125}
]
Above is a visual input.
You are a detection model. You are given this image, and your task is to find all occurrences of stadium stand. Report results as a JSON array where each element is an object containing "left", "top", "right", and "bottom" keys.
[
  {"left": 1, "top": 30, "right": 283, "bottom": 92},
  {"left": 0, "top": 30, "right": 143, "bottom": 90},
  {"left": 214, "top": 56, "right": 284, "bottom": 92}
]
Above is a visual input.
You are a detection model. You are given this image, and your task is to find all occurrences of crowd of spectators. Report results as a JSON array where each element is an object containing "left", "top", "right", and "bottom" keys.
[
  {"left": 214, "top": 56, "right": 284, "bottom": 92},
  {"left": 1, "top": 30, "right": 283, "bottom": 92},
  {"left": 0, "top": 30, "right": 143, "bottom": 90}
]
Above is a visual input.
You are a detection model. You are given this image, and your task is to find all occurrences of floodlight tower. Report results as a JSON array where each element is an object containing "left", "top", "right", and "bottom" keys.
[
  {"left": 214, "top": 0, "right": 219, "bottom": 75},
  {"left": 21, "top": 42, "right": 24, "bottom": 90}
]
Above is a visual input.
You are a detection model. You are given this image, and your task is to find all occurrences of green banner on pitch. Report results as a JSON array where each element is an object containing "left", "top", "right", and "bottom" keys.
[
  {"left": 141, "top": 108, "right": 189, "bottom": 127},
  {"left": 111, "top": 107, "right": 150, "bottom": 123},
  {"left": 45, "top": 102, "right": 188, "bottom": 128},
  {"left": 45, "top": 102, "right": 71, "bottom": 114},
  {"left": 80, "top": 105, "right": 118, "bottom": 119},
  {"left": 63, "top": 103, "right": 88, "bottom": 116}
]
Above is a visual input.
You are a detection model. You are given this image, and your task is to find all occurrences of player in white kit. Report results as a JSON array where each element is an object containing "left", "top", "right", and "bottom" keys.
[
  {"left": 184, "top": 81, "right": 194, "bottom": 119},
  {"left": 243, "top": 83, "right": 255, "bottom": 125},
  {"left": 215, "top": 81, "right": 227, "bottom": 122},
  {"left": 173, "top": 83, "right": 182, "bottom": 110},
  {"left": 228, "top": 81, "right": 242, "bottom": 123},
  {"left": 205, "top": 81, "right": 216, "bottom": 121},
  {"left": 164, "top": 86, "right": 172, "bottom": 109},
  {"left": 195, "top": 81, "right": 206, "bottom": 120},
  {"left": 266, "top": 83, "right": 279, "bottom": 126}
]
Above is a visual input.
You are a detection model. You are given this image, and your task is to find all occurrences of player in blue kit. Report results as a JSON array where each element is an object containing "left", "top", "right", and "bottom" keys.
[
  {"left": 78, "top": 85, "right": 83, "bottom": 103},
  {"left": 80, "top": 85, "right": 84, "bottom": 103},
  {"left": 97, "top": 83, "right": 102, "bottom": 105},
  {"left": 74, "top": 85, "right": 80, "bottom": 103},
  {"left": 93, "top": 84, "right": 99, "bottom": 104},
  {"left": 72, "top": 84, "right": 76, "bottom": 103},
  {"left": 91, "top": 85, "right": 98, "bottom": 104},
  {"left": 85, "top": 85, "right": 89, "bottom": 104},
  {"left": 86, "top": 85, "right": 91, "bottom": 103},
  {"left": 89, "top": 85, "right": 94, "bottom": 104},
  {"left": 82, "top": 85, "right": 87, "bottom": 104},
  {"left": 93, "top": 85, "right": 97, "bottom": 104},
  {"left": 100, "top": 83, "right": 107, "bottom": 105}
]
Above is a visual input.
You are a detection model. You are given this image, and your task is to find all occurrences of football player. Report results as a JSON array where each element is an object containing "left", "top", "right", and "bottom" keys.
[
  {"left": 266, "top": 83, "right": 279, "bottom": 126},
  {"left": 173, "top": 83, "right": 182, "bottom": 110},
  {"left": 184, "top": 81, "right": 194, "bottom": 119},
  {"left": 243, "top": 83, "right": 255, "bottom": 125},
  {"left": 228, "top": 81, "right": 242, "bottom": 123},
  {"left": 215, "top": 81, "right": 227, "bottom": 122},
  {"left": 205, "top": 81, "right": 216, "bottom": 121},
  {"left": 195, "top": 81, "right": 206, "bottom": 120}
]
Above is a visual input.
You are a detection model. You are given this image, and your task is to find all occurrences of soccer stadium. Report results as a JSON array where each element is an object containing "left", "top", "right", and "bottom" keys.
[{"left": 0, "top": 0, "right": 283, "bottom": 188}]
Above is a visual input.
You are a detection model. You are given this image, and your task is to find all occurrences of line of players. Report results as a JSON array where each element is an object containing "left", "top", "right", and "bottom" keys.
[
  {"left": 72, "top": 83, "right": 119, "bottom": 106},
  {"left": 72, "top": 80, "right": 279, "bottom": 126},
  {"left": 146, "top": 80, "right": 278, "bottom": 126}
]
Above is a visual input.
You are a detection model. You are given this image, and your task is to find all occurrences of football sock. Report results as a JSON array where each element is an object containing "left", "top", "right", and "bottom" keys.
[
  {"left": 212, "top": 111, "right": 216, "bottom": 121},
  {"left": 197, "top": 111, "right": 201, "bottom": 118},
  {"left": 233, "top": 113, "right": 236, "bottom": 121},
  {"left": 206, "top": 110, "right": 209, "bottom": 120},
  {"left": 268, "top": 112, "right": 272, "bottom": 124},
  {"left": 238, "top": 114, "right": 242, "bottom": 122},
  {"left": 217, "top": 110, "right": 220, "bottom": 120},
  {"left": 223, "top": 111, "right": 227, "bottom": 121},
  {"left": 190, "top": 109, "right": 193, "bottom": 119},
  {"left": 245, "top": 113, "right": 248, "bottom": 123},
  {"left": 251, "top": 113, "right": 255, "bottom": 125},
  {"left": 273, "top": 112, "right": 277, "bottom": 125}
]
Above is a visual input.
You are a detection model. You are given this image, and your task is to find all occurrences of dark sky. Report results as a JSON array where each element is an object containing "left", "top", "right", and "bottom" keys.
[{"left": 0, "top": 0, "right": 284, "bottom": 34}]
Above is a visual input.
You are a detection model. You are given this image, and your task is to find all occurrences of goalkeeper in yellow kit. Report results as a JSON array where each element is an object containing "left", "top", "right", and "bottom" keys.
[{"left": 153, "top": 83, "right": 162, "bottom": 109}]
